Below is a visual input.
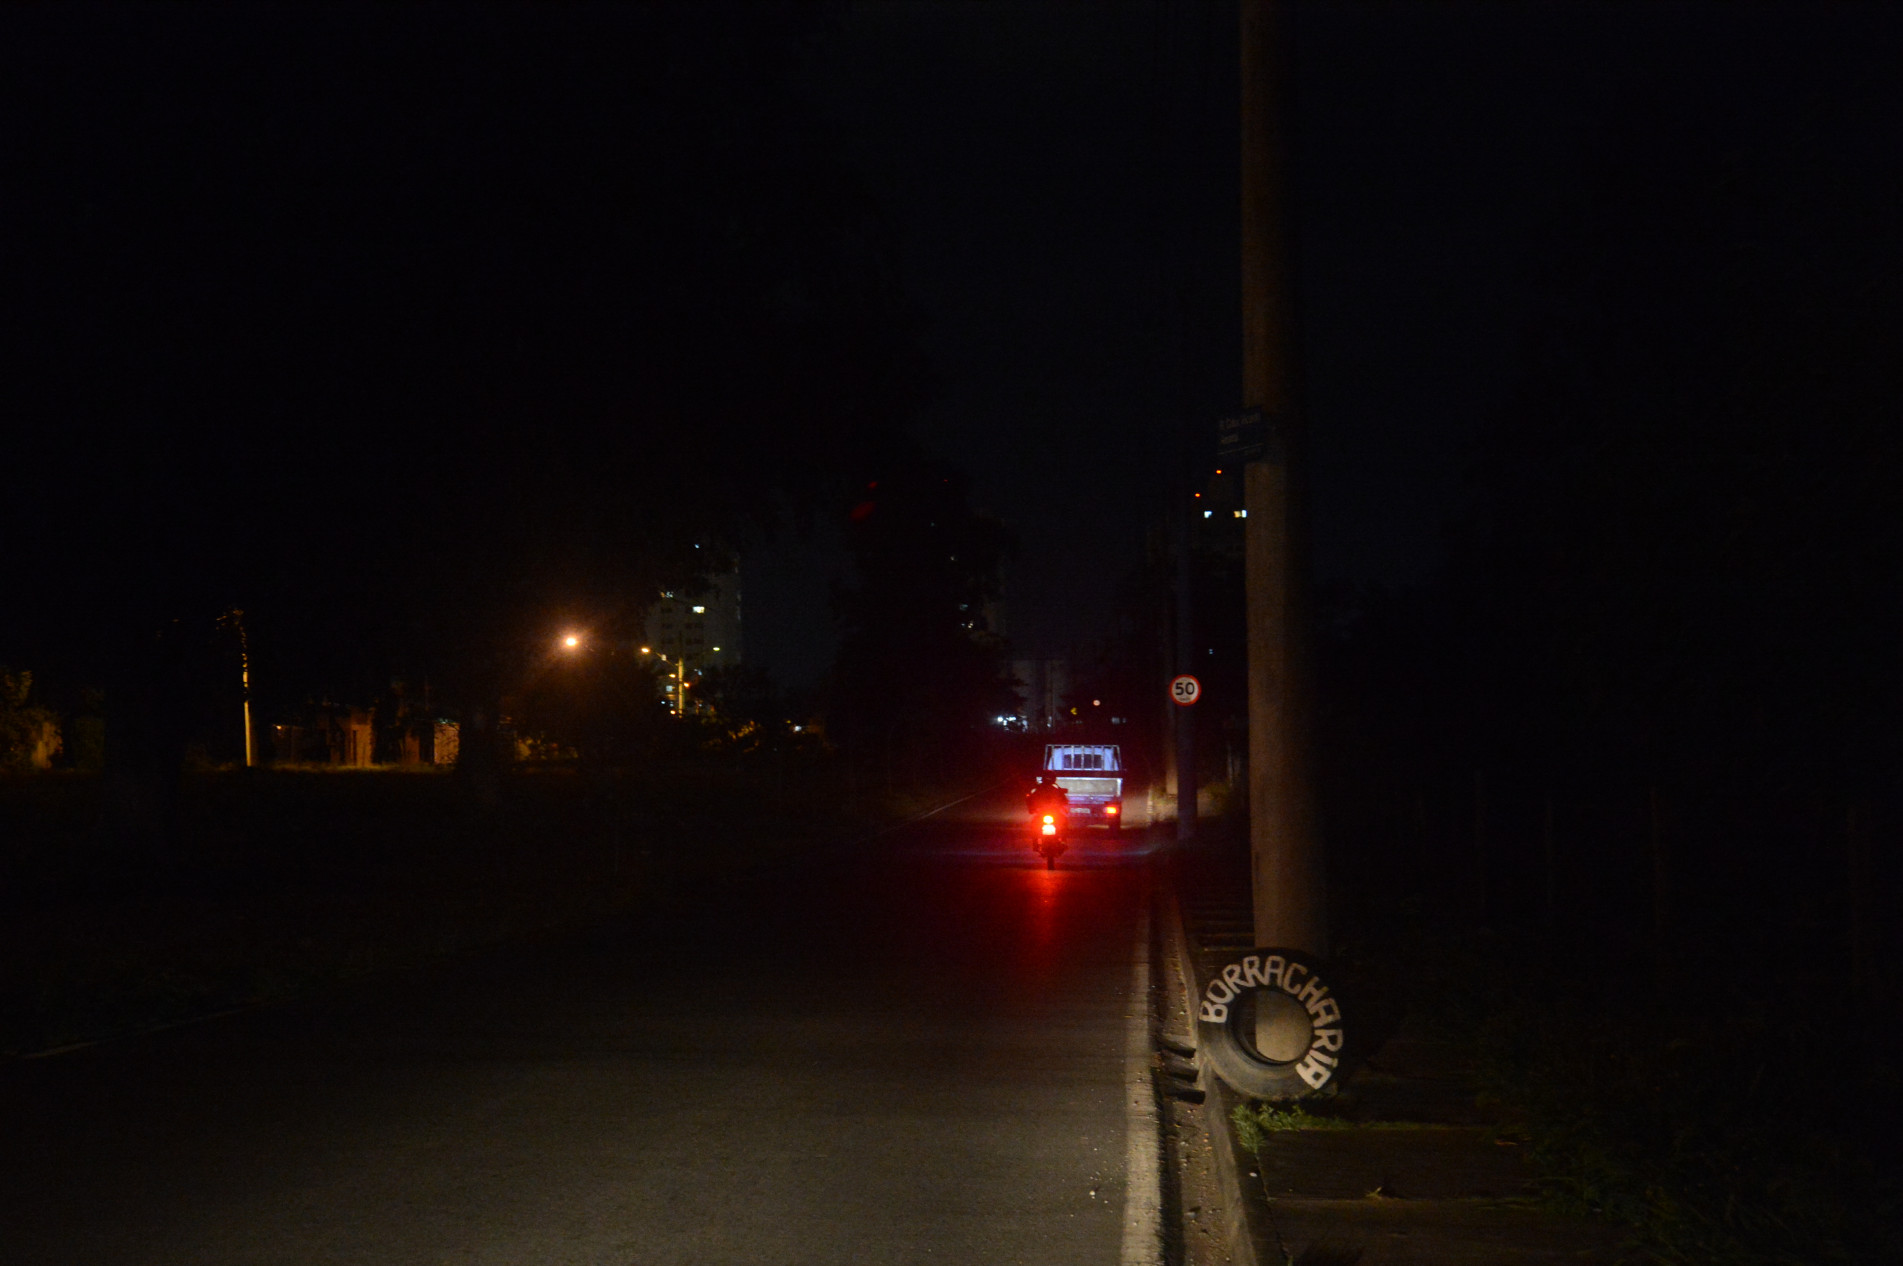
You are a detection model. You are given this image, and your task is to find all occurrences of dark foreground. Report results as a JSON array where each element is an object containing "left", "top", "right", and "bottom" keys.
[{"left": 1, "top": 792, "right": 1155, "bottom": 1265}]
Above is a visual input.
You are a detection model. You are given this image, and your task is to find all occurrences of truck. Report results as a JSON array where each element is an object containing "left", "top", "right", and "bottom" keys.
[{"left": 1044, "top": 743, "right": 1124, "bottom": 832}]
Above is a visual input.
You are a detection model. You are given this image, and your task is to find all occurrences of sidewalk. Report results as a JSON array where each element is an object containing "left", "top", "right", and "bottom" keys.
[{"left": 1159, "top": 858, "right": 1631, "bottom": 1266}]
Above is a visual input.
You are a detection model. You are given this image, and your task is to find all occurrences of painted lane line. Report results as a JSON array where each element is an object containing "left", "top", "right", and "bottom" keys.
[{"left": 1120, "top": 903, "right": 1162, "bottom": 1266}]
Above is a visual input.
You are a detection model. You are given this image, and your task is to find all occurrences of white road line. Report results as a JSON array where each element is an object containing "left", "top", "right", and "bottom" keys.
[{"left": 1120, "top": 904, "right": 1162, "bottom": 1266}]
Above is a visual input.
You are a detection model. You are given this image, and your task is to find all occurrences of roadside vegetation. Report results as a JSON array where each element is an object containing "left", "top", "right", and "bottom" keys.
[
  {"left": 1229, "top": 1101, "right": 1356, "bottom": 1150},
  {"left": 0, "top": 748, "right": 891, "bottom": 1058},
  {"left": 1459, "top": 932, "right": 1899, "bottom": 1266},
  {"left": 0, "top": 447, "right": 1025, "bottom": 1061},
  {"left": 1275, "top": 135, "right": 1903, "bottom": 1266},
  {"left": 1213, "top": 888, "right": 1901, "bottom": 1264},
  {"left": 1300, "top": 901, "right": 1902, "bottom": 1266}
]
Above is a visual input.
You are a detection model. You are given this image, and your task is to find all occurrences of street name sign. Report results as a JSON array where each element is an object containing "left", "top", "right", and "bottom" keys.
[{"left": 1217, "top": 408, "right": 1268, "bottom": 463}]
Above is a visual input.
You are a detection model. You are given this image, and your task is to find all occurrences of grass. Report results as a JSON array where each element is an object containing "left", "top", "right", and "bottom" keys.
[
  {"left": 1228, "top": 1100, "right": 1447, "bottom": 1155},
  {"left": 0, "top": 757, "right": 891, "bottom": 1056},
  {"left": 1225, "top": 934, "right": 1901, "bottom": 1263},
  {"left": 1230, "top": 1101, "right": 1358, "bottom": 1152},
  {"left": 1392, "top": 925, "right": 1903, "bottom": 1266},
  {"left": 1474, "top": 995, "right": 1901, "bottom": 1264}
]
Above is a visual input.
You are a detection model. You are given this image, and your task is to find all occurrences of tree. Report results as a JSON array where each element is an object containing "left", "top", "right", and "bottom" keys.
[
  {"left": 0, "top": 668, "right": 61, "bottom": 771},
  {"left": 1449, "top": 131, "right": 1903, "bottom": 930},
  {"left": 829, "top": 459, "right": 1017, "bottom": 786}
]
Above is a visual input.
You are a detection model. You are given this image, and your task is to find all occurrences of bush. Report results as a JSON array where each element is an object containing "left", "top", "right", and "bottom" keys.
[{"left": 1466, "top": 937, "right": 1902, "bottom": 1265}]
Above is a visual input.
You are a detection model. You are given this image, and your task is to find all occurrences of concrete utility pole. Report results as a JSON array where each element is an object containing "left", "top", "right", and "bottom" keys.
[
  {"left": 1241, "top": 0, "right": 1325, "bottom": 954},
  {"left": 1174, "top": 487, "right": 1198, "bottom": 844},
  {"left": 1160, "top": 0, "right": 1215, "bottom": 847}
]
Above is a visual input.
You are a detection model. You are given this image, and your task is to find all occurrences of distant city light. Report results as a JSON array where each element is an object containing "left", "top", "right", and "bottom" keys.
[
  {"left": 639, "top": 646, "right": 651, "bottom": 654},
  {"left": 561, "top": 633, "right": 582, "bottom": 650},
  {"left": 1234, "top": 509, "right": 1247, "bottom": 519},
  {"left": 711, "top": 646, "right": 720, "bottom": 652},
  {"left": 1203, "top": 510, "right": 1213, "bottom": 518},
  {"left": 692, "top": 605, "right": 706, "bottom": 614}
]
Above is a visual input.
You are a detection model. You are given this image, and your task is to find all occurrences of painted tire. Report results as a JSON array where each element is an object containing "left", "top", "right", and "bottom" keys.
[{"left": 1195, "top": 947, "right": 1349, "bottom": 1099}]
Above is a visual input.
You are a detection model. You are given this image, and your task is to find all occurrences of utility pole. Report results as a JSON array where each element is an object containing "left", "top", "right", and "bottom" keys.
[
  {"left": 240, "top": 627, "right": 253, "bottom": 768},
  {"left": 1175, "top": 486, "right": 1198, "bottom": 844},
  {"left": 1158, "top": 0, "right": 1209, "bottom": 847},
  {"left": 1241, "top": 0, "right": 1324, "bottom": 953},
  {"left": 222, "top": 609, "right": 256, "bottom": 768}
]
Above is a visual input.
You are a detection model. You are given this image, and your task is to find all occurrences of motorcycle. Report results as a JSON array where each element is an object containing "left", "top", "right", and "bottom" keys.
[{"left": 1032, "top": 808, "right": 1068, "bottom": 869}]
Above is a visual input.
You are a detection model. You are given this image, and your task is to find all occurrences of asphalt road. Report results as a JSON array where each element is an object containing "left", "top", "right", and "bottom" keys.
[{"left": 1, "top": 792, "right": 1159, "bottom": 1265}]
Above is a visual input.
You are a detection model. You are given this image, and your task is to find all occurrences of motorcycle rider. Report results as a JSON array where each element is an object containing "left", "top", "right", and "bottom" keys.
[{"left": 1026, "top": 775, "right": 1070, "bottom": 821}]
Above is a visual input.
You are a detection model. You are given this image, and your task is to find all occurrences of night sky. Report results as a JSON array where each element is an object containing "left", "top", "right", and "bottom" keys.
[
  {"left": 756, "top": 1, "right": 1903, "bottom": 683},
  {"left": 6, "top": 3, "right": 1899, "bottom": 693}
]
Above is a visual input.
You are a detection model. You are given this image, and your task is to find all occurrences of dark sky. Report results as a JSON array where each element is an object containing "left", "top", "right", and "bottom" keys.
[
  {"left": 746, "top": 1, "right": 1902, "bottom": 687},
  {"left": 6, "top": 3, "right": 1898, "bottom": 695}
]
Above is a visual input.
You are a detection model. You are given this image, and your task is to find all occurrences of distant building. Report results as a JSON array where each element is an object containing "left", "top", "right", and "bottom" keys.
[
  {"left": 1008, "top": 657, "right": 1070, "bottom": 732},
  {"left": 271, "top": 704, "right": 376, "bottom": 766},
  {"left": 642, "top": 571, "right": 742, "bottom": 711}
]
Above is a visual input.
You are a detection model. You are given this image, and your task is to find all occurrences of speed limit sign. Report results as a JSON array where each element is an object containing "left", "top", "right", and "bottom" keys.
[{"left": 1170, "top": 674, "right": 1202, "bottom": 706}]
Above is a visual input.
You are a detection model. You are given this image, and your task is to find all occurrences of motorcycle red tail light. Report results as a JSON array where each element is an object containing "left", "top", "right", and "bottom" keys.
[
  {"left": 1042, "top": 814, "right": 1055, "bottom": 824},
  {"left": 1041, "top": 823, "right": 1056, "bottom": 836}
]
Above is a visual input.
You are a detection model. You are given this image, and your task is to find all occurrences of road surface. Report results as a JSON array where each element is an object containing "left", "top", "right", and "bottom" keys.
[{"left": 1, "top": 792, "right": 1159, "bottom": 1265}]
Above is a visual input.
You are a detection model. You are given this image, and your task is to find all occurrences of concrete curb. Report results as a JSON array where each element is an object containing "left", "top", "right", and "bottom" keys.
[{"left": 1161, "top": 881, "right": 1279, "bottom": 1266}]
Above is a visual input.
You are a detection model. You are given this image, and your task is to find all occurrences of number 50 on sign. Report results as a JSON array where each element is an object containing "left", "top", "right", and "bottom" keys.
[{"left": 1170, "top": 675, "right": 1202, "bottom": 706}]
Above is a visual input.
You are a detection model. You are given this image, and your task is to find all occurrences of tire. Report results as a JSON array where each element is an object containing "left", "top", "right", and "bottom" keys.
[
  {"left": 1045, "top": 852, "right": 1055, "bottom": 870},
  {"left": 1194, "top": 947, "right": 1350, "bottom": 1099}
]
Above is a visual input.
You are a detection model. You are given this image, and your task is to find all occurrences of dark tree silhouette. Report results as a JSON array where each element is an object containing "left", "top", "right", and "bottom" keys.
[{"left": 828, "top": 460, "right": 1017, "bottom": 789}]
